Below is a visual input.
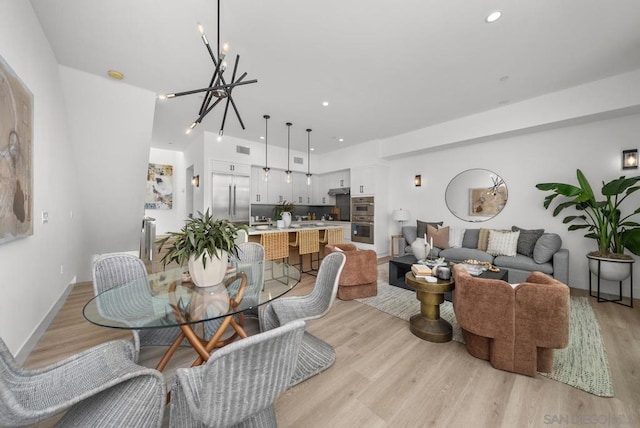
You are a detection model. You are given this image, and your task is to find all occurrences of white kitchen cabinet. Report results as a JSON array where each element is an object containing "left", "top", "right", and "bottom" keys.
[
  {"left": 292, "top": 172, "right": 310, "bottom": 205},
  {"left": 350, "top": 165, "right": 377, "bottom": 195},
  {"left": 251, "top": 166, "right": 268, "bottom": 203},
  {"left": 211, "top": 160, "right": 250, "bottom": 176},
  {"left": 326, "top": 169, "right": 350, "bottom": 189},
  {"left": 267, "top": 170, "right": 292, "bottom": 204}
]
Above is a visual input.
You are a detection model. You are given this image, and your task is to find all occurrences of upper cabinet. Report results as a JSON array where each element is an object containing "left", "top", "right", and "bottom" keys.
[
  {"left": 350, "top": 165, "right": 377, "bottom": 195},
  {"left": 324, "top": 169, "right": 350, "bottom": 189},
  {"left": 211, "top": 160, "right": 250, "bottom": 176},
  {"left": 251, "top": 166, "right": 268, "bottom": 203}
]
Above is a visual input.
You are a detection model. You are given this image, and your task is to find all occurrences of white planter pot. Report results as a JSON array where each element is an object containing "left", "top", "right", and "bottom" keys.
[
  {"left": 188, "top": 251, "right": 229, "bottom": 287},
  {"left": 276, "top": 219, "right": 285, "bottom": 229},
  {"left": 587, "top": 254, "right": 634, "bottom": 282}
]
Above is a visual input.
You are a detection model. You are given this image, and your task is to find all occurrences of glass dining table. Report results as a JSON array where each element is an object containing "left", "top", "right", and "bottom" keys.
[{"left": 83, "top": 260, "right": 300, "bottom": 371}]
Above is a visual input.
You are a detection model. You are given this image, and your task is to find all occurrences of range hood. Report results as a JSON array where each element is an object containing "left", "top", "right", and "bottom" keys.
[{"left": 328, "top": 187, "right": 350, "bottom": 196}]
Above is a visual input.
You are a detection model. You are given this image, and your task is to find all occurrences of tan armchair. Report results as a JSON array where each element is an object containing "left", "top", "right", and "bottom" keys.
[
  {"left": 452, "top": 264, "right": 570, "bottom": 376},
  {"left": 325, "top": 243, "right": 378, "bottom": 300}
]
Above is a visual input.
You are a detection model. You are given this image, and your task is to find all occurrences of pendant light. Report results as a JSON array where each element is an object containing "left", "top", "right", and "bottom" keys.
[
  {"left": 262, "top": 115, "right": 270, "bottom": 181},
  {"left": 306, "top": 128, "right": 312, "bottom": 186},
  {"left": 285, "top": 122, "right": 292, "bottom": 183}
]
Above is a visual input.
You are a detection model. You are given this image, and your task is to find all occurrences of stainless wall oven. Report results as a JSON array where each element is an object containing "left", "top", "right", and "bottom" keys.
[{"left": 351, "top": 196, "right": 374, "bottom": 244}]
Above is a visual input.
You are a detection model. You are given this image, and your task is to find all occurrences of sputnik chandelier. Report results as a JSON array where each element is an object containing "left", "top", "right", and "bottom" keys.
[{"left": 159, "top": 0, "right": 257, "bottom": 140}]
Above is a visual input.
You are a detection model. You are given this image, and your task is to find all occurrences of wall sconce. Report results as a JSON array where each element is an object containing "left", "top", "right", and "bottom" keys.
[
  {"left": 622, "top": 149, "right": 638, "bottom": 170},
  {"left": 192, "top": 175, "right": 200, "bottom": 187},
  {"left": 414, "top": 175, "right": 422, "bottom": 187}
]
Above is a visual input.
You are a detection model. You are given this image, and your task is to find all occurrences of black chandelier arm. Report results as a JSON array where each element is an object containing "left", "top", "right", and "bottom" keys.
[
  {"left": 168, "top": 77, "right": 256, "bottom": 98},
  {"left": 195, "top": 97, "right": 224, "bottom": 125},
  {"left": 199, "top": 69, "right": 221, "bottom": 116}
]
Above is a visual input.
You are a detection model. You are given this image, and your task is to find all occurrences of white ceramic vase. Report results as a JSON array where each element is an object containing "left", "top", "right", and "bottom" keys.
[
  {"left": 188, "top": 251, "right": 229, "bottom": 287},
  {"left": 281, "top": 211, "right": 292, "bottom": 228}
]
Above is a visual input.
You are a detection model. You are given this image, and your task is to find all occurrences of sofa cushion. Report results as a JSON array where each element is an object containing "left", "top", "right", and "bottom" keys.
[
  {"left": 449, "top": 228, "right": 465, "bottom": 248},
  {"left": 416, "top": 220, "right": 443, "bottom": 239},
  {"left": 494, "top": 254, "right": 554, "bottom": 275},
  {"left": 402, "top": 225, "right": 417, "bottom": 246},
  {"left": 512, "top": 226, "right": 545, "bottom": 258},
  {"left": 439, "top": 247, "right": 494, "bottom": 263},
  {"left": 533, "top": 233, "right": 563, "bottom": 264},
  {"left": 427, "top": 225, "right": 450, "bottom": 249},
  {"left": 486, "top": 230, "right": 519, "bottom": 257},
  {"left": 462, "top": 228, "right": 480, "bottom": 249}
]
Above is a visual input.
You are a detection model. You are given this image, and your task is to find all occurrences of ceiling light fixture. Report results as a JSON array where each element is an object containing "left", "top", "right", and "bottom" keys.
[
  {"left": 107, "top": 70, "right": 124, "bottom": 80},
  {"left": 486, "top": 10, "right": 502, "bottom": 23},
  {"left": 285, "top": 122, "right": 292, "bottom": 183},
  {"left": 322, "top": 101, "right": 329, "bottom": 107},
  {"left": 262, "top": 115, "right": 270, "bottom": 181},
  {"left": 306, "top": 128, "right": 313, "bottom": 185},
  {"left": 160, "top": 0, "right": 257, "bottom": 138}
]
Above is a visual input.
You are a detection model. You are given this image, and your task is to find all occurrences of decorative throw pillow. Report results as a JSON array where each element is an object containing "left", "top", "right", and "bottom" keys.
[
  {"left": 486, "top": 230, "right": 520, "bottom": 257},
  {"left": 416, "top": 220, "right": 443, "bottom": 240},
  {"left": 402, "top": 226, "right": 417, "bottom": 245},
  {"left": 427, "top": 225, "right": 450, "bottom": 249},
  {"left": 512, "top": 226, "right": 545, "bottom": 257},
  {"left": 533, "top": 233, "right": 562, "bottom": 264},
  {"left": 462, "top": 228, "right": 480, "bottom": 248},
  {"left": 411, "top": 237, "right": 427, "bottom": 260},
  {"left": 448, "top": 228, "right": 465, "bottom": 248},
  {"left": 477, "top": 228, "right": 491, "bottom": 251}
]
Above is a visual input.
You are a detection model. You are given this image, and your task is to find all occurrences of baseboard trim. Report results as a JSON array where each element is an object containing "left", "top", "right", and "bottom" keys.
[{"left": 15, "top": 278, "right": 76, "bottom": 364}]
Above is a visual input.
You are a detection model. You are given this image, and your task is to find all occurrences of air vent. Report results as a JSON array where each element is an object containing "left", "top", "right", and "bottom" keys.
[
  {"left": 294, "top": 156, "right": 304, "bottom": 164},
  {"left": 236, "top": 145, "right": 250, "bottom": 155}
]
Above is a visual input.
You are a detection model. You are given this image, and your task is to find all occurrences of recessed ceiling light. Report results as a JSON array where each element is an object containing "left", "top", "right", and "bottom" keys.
[
  {"left": 259, "top": 136, "right": 264, "bottom": 140},
  {"left": 107, "top": 69, "right": 124, "bottom": 80},
  {"left": 322, "top": 101, "right": 329, "bottom": 107},
  {"left": 338, "top": 138, "right": 344, "bottom": 142},
  {"left": 311, "top": 148, "right": 315, "bottom": 151},
  {"left": 485, "top": 11, "right": 502, "bottom": 23}
]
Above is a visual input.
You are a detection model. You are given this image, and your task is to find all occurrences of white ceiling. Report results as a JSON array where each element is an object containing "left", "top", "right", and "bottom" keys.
[{"left": 29, "top": 0, "right": 640, "bottom": 154}]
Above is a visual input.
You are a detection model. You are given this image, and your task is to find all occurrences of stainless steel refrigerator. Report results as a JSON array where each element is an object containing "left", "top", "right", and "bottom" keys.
[{"left": 211, "top": 173, "right": 250, "bottom": 224}]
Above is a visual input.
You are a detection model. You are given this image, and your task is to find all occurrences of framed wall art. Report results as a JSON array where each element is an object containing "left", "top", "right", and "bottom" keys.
[
  {"left": 145, "top": 163, "right": 173, "bottom": 210},
  {"left": 0, "top": 54, "right": 33, "bottom": 245}
]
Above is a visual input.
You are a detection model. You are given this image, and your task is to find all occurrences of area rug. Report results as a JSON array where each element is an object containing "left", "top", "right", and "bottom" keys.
[{"left": 356, "top": 278, "right": 614, "bottom": 397}]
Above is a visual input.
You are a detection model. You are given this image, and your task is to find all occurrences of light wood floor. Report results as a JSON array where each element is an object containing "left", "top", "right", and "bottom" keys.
[{"left": 25, "top": 261, "right": 640, "bottom": 428}]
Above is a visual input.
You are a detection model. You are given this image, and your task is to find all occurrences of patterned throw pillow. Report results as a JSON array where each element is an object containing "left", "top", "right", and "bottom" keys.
[
  {"left": 486, "top": 230, "right": 520, "bottom": 257},
  {"left": 477, "top": 228, "right": 491, "bottom": 251},
  {"left": 448, "top": 228, "right": 465, "bottom": 248}
]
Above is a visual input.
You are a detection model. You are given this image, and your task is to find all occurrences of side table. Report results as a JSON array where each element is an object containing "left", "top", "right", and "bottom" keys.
[
  {"left": 405, "top": 272, "right": 454, "bottom": 343},
  {"left": 390, "top": 234, "right": 405, "bottom": 257}
]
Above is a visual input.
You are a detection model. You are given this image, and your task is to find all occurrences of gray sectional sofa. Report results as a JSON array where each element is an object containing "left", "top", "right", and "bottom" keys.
[{"left": 401, "top": 225, "right": 569, "bottom": 285}]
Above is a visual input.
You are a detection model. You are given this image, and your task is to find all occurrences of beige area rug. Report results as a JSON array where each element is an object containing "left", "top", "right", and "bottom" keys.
[{"left": 356, "top": 268, "right": 614, "bottom": 397}]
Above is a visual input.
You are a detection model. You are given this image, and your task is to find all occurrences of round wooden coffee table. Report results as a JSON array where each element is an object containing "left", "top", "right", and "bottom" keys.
[{"left": 405, "top": 272, "right": 454, "bottom": 343}]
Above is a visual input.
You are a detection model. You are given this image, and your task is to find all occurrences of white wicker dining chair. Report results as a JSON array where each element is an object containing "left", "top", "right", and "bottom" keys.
[
  {"left": 259, "top": 251, "right": 346, "bottom": 386},
  {"left": 169, "top": 319, "right": 305, "bottom": 428},
  {"left": 92, "top": 253, "right": 186, "bottom": 360},
  {"left": 0, "top": 338, "right": 165, "bottom": 427},
  {"left": 232, "top": 242, "right": 265, "bottom": 316}
]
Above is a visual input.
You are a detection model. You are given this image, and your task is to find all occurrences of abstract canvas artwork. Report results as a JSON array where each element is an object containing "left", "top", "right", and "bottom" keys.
[
  {"left": 469, "top": 187, "right": 507, "bottom": 217},
  {"left": 0, "top": 55, "right": 33, "bottom": 245},
  {"left": 145, "top": 163, "right": 173, "bottom": 210}
]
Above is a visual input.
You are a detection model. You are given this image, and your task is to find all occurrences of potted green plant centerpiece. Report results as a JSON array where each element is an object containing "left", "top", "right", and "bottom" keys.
[
  {"left": 158, "top": 209, "right": 248, "bottom": 287},
  {"left": 536, "top": 169, "right": 640, "bottom": 280},
  {"left": 274, "top": 200, "right": 295, "bottom": 228}
]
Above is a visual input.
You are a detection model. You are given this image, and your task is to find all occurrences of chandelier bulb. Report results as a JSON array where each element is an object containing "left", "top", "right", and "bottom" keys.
[
  {"left": 220, "top": 61, "right": 227, "bottom": 72},
  {"left": 158, "top": 94, "right": 167, "bottom": 100},
  {"left": 221, "top": 42, "right": 230, "bottom": 57},
  {"left": 186, "top": 122, "right": 198, "bottom": 135},
  {"left": 197, "top": 23, "right": 204, "bottom": 35}
]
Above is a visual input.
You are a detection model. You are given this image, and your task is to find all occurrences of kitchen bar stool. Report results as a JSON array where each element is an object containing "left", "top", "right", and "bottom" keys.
[
  {"left": 318, "top": 227, "right": 344, "bottom": 262},
  {"left": 260, "top": 232, "right": 290, "bottom": 284},
  {"left": 289, "top": 229, "right": 320, "bottom": 275}
]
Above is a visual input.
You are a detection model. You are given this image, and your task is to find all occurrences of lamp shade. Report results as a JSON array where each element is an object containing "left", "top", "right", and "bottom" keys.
[{"left": 393, "top": 209, "right": 410, "bottom": 222}]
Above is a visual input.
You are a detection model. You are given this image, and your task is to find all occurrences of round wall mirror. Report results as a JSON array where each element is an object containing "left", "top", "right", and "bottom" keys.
[{"left": 445, "top": 168, "right": 508, "bottom": 222}]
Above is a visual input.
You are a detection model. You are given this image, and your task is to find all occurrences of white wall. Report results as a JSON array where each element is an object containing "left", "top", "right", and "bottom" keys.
[
  {"left": 0, "top": 1, "right": 83, "bottom": 355},
  {"left": 60, "top": 66, "right": 157, "bottom": 281}
]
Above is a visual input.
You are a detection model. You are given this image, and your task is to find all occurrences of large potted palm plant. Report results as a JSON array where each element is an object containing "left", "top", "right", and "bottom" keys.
[
  {"left": 158, "top": 210, "right": 248, "bottom": 287},
  {"left": 536, "top": 169, "right": 640, "bottom": 280}
]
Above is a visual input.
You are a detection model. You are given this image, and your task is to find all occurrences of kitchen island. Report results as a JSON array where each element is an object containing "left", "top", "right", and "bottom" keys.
[{"left": 248, "top": 222, "right": 345, "bottom": 272}]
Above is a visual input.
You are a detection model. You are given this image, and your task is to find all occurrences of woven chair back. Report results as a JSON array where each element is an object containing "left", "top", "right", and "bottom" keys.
[{"left": 260, "top": 232, "right": 290, "bottom": 261}]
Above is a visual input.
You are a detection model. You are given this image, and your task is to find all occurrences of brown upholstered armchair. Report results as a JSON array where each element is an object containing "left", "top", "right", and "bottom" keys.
[
  {"left": 325, "top": 243, "right": 378, "bottom": 300},
  {"left": 452, "top": 264, "right": 570, "bottom": 376}
]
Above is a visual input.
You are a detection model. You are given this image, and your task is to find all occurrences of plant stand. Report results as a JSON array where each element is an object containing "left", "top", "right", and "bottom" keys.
[{"left": 588, "top": 255, "right": 634, "bottom": 308}]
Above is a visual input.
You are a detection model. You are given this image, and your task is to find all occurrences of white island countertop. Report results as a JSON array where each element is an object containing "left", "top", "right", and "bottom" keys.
[{"left": 248, "top": 222, "right": 343, "bottom": 235}]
